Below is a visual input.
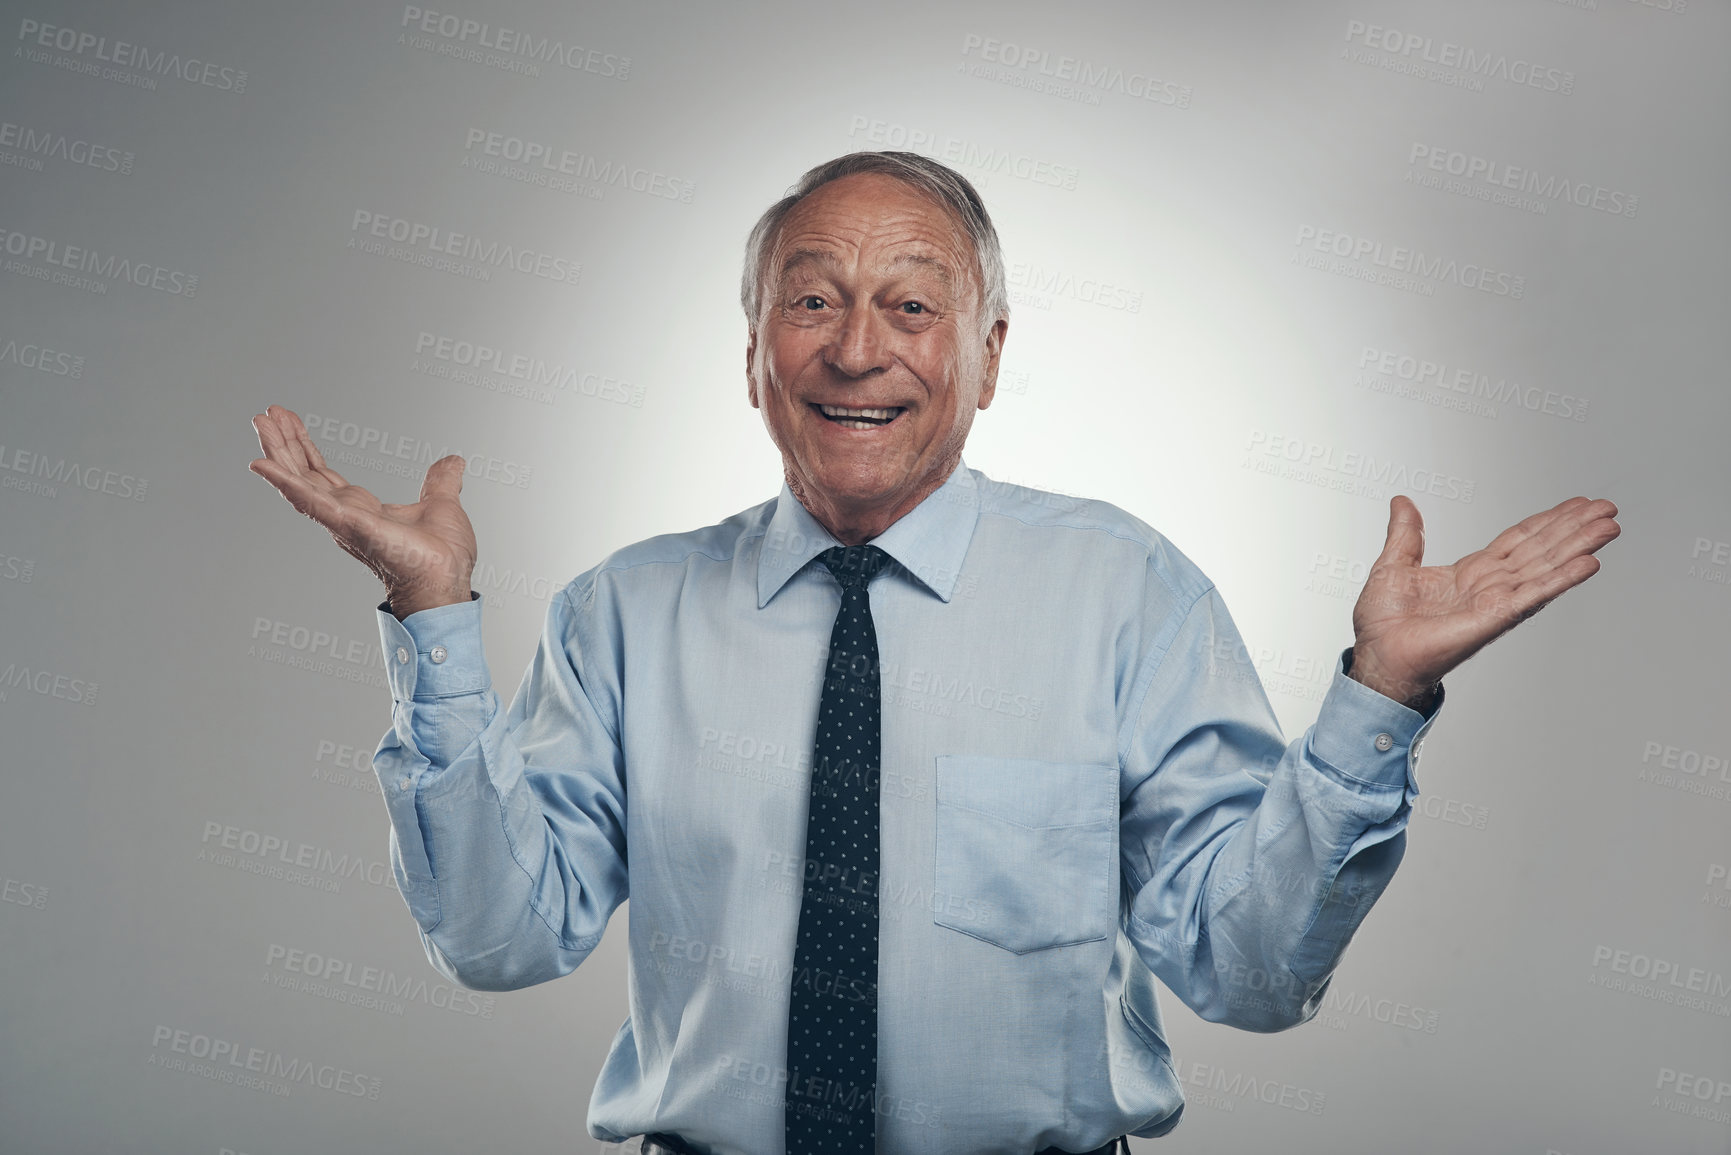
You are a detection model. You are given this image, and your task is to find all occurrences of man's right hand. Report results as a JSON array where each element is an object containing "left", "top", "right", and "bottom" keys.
[{"left": 249, "top": 404, "right": 478, "bottom": 619}]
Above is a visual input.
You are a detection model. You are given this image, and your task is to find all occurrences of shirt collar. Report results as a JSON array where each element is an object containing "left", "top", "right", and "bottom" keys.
[{"left": 756, "top": 458, "right": 981, "bottom": 609}]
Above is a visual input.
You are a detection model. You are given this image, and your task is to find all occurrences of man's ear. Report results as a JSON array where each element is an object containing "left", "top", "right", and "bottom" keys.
[
  {"left": 745, "top": 325, "right": 760, "bottom": 409},
  {"left": 976, "top": 317, "right": 1008, "bottom": 410}
]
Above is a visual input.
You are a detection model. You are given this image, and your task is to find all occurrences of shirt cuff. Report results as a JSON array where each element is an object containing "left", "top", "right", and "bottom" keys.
[
  {"left": 375, "top": 592, "right": 491, "bottom": 701},
  {"left": 1307, "top": 647, "right": 1443, "bottom": 798}
]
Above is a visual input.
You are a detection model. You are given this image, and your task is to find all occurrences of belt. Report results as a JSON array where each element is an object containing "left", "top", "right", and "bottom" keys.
[{"left": 639, "top": 1134, "right": 1130, "bottom": 1154}]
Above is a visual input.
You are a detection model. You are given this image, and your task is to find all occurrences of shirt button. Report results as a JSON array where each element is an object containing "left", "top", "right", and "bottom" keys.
[
  {"left": 430, "top": 645, "right": 447, "bottom": 664},
  {"left": 398, "top": 778, "right": 411, "bottom": 791},
  {"left": 395, "top": 646, "right": 409, "bottom": 665},
  {"left": 1374, "top": 732, "right": 1395, "bottom": 753}
]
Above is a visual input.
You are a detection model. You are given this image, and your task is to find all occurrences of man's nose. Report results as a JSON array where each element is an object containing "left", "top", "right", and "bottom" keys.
[{"left": 822, "top": 307, "right": 892, "bottom": 378}]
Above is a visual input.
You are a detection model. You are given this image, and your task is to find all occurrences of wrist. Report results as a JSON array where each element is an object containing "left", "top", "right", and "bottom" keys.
[
  {"left": 388, "top": 587, "right": 474, "bottom": 620},
  {"left": 1344, "top": 647, "right": 1439, "bottom": 712}
]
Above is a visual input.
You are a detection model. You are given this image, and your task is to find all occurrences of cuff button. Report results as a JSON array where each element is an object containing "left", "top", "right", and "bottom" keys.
[
  {"left": 429, "top": 645, "right": 447, "bottom": 664},
  {"left": 1374, "top": 732, "right": 1395, "bottom": 752}
]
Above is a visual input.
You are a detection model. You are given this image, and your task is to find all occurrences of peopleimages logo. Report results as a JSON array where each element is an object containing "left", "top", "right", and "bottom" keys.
[
  {"left": 1294, "top": 225, "right": 1525, "bottom": 299},
  {"left": 1704, "top": 863, "right": 1731, "bottom": 911},
  {"left": 347, "top": 209, "right": 581, "bottom": 286},
  {"left": 0, "top": 118, "right": 133, "bottom": 175},
  {"left": 147, "top": 1025, "right": 381, "bottom": 1100},
  {"left": 412, "top": 329, "right": 645, "bottom": 408},
  {"left": 0, "top": 552, "right": 36, "bottom": 583},
  {"left": 846, "top": 116, "right": 1080, "bottom": 191},
  {"left": 0, "top": 226, "right": 198, "bottom": 296},
  {"left": 1341, "top": 19, "right": 1574, "bottom": 95},
  {"left": 1, "top": 875, "right": 47, "bottom": 910},
  {"left": 16, "top": 18, "right": 248, "bottom": 92},
  {"left": 197, "top": 820, "right": 393, "bottom": 893},
  {"left": 1183, "top": 1061, "right": 1326, "bottom": 1116},
  {"left": 264, "top": 943, "right": 496, "bottom": 1019},
  {"left": 250, "top": 618, "right": 382, "bottom": 669},
  {"left": 1357, "top": 345, "right": 1589, "bottom": 422},
  {"left": 957, "top": 33, "right": 1192, "bottom": 109},
  {"left": 462, "top": 128, "right": 693, "bottom": 202},
  {"left": 1653, "top": 1067, "right": 1731, "bottom": 1125},
  {"left": 0, "top": 335, "right": 85, "bottom": 377},
  {"left": 399, "top": 6, "right": 630, "bottom": 79},
  {"left": 0, "top": 441, "right": 148, "bottom": 502},
  {"left": 1639, "top": 739, "right": 1731, "bottom": 789},
  {"left": 1590, "top": 944, "right": 1731, "bottom": 1017},
  {"left": 1687, "top": 537, "right": 1731, "bottom": 590},
  {"left": 1409, "top": 143, "right": 1637, "bottom": 218},
  {"left": 301, "top": 411, "right": 535, "bottom": 489},
  {"left": 1007, "top": 262, "right": 1142, "bottom": 312},
  {"left": 0, "top": 660, "right": 98, "bottom": 706},
  {"left": 1243, "top": 429, "right": 1476, "bottom": 504}
]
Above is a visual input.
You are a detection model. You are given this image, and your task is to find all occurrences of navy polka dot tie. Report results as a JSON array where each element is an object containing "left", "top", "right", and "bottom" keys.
[{"left": 785, "top": 544, "right": 891, "bottom": 1154}]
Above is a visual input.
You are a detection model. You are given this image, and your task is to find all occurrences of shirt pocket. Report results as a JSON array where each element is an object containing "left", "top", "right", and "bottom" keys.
[{"left": 932, "top": 755, "right": 1118, "bottom": 954}]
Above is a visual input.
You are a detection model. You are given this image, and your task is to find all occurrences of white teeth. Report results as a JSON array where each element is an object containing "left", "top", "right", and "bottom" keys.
[{"left": 819, "top": 404, "right": 901, "bottom": 420}]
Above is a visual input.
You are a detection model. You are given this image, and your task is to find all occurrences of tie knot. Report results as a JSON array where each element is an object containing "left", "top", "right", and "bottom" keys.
[{"left": 819, "top": 544, "right": 890, "bottom": 590}]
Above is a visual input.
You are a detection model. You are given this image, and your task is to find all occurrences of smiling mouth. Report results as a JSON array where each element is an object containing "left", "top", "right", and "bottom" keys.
[{"left": 813, "top": 403, "right": 906, "bottom": 430}]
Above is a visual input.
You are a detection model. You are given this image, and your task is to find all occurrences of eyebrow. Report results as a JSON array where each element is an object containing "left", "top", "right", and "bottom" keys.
[{"left": 778, "top": 248, "right": 955, "bottom": 288}]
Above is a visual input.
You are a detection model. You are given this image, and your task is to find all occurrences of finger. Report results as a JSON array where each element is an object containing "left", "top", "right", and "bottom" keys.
[
  {"left": 419, "top": 454, "right": 467, "bottom": 505},
  {"left": 272, "top": 404, "right": 331, "bottom": 470},
  {"left": 1506, "top": 553, "right": 1602, "bottom": 622},
  {"left": 250, "top": 419, "right": 332, "bottom": 496},
  {"left": 1480, "top": 496, "right": 1593, "bottom": 561},
  {"left": 250, "top": 456, "right": 347, "bottom": 526},
  {"left": 252, "top": 411, "right": 288, "bottom": 462},
  {"left": 1500, "top": 515, "right": 1620, "bottom": 593},
  {"left": 256, "top": 406, "right": 314, "bottom": 474},
  {"left": 268, "top": 403, "right": 316, "bottom": 445},
  {"left": 1503, "top": 498, "right": 1619, "bottom": 573},
  {"left": 1470, "top": 549, "right": 1602, "bottom": 626},
  {"left": 288, "top": 417, "right": 349, "bottom": 488},
  {"left": 1374, "top": 495, "right": 1425, "bottom": 568},
  {"left": 251, "top": 413, "right": 310, "bottom": 481},
  {"left": 260, "top": 463, "right": 398, "bottom": 564},
  {"left": 250, "top": 413, "right": 278, "bottom": 461}
]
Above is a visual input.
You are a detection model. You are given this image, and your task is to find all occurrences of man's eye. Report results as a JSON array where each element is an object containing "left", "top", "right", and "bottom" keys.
[
  {"left": 800, "top": 296, "right": 827, "bottom": 310},
  {"left": 900, "top": 301, "right": 925, "bottom": 314}
]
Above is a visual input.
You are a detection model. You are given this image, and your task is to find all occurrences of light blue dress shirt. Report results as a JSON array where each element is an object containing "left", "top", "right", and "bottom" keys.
[{"left": 371, "top": 459, "right": 1440, "bottom": 1153}]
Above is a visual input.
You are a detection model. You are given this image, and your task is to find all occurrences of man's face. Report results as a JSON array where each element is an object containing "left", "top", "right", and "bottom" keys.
[{"left": 747, "top": 172, "right": 1006, "bottom": 540}]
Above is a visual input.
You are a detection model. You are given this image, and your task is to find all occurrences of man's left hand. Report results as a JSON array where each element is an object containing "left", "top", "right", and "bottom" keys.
[{"left": 1347, "top": 495, "right": 1621, "bottom": 710}]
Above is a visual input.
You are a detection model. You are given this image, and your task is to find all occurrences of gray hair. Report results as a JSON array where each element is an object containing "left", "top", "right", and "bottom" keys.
[{"left": 739, "top": 151, "right": 1009, "bottom": 337}]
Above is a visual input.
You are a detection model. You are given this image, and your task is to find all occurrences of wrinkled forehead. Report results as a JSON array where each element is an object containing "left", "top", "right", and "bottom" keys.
[
  {"left": 777, "top": 248, "right": 958, "bottom": 294},
  {"left": 768, "top": 175, "right": 981, "bottom": 293}
]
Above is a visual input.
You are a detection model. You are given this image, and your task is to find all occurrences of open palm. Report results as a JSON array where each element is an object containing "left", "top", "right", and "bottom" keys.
[
  {"left": 1349, "top": 495, "right": 1621, "bottom": 707},
  {"left": 248, "top": 404, "right": 477, "bottom": 617}
]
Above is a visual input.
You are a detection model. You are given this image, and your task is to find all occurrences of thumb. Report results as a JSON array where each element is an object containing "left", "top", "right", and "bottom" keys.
[
  {"left": 1375, "top": 495, "right": 1425, "bottom": 568},
  {"left": 419, "top": 454, "right": 467, "bottom": 504}
]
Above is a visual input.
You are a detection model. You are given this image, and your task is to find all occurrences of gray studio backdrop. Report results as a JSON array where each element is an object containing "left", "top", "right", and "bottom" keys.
[{"left": 2, "top": 1, "right": 1727, "bottom": 1152}]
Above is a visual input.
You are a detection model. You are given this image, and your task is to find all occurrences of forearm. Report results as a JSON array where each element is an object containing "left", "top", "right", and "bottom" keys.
[
  {"left": 374, "top": 594, "right": 627, "bottom": 991},
  {"left": 1120, "top": 590, "right": 1439, "bottom": 1030},
  {"left": 1127, "top": 730, "right": 1412, "bottom": 1030}
]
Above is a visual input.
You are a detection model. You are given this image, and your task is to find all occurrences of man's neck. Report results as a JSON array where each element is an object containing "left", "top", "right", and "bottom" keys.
[{"left": 787, "top": 458, "right": 960, "bottom": 546}]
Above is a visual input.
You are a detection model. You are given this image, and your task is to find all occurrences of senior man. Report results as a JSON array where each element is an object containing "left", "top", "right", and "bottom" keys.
[{"left": 249, "top": 151, "right": 1619, "bottom": 1154}]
